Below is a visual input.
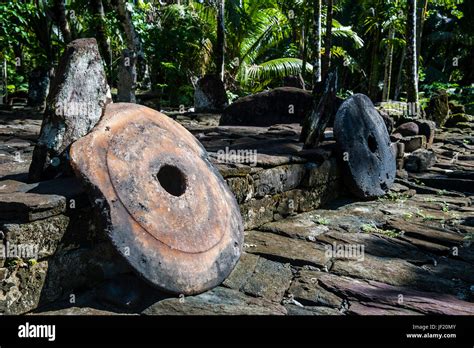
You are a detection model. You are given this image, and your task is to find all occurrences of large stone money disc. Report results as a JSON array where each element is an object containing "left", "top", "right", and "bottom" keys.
[
  {"left": 334, "top": 94, "right": 396, "bottom": 199},
  {"left": 70, "top": 103, "right": 243, "bottom": 295}
]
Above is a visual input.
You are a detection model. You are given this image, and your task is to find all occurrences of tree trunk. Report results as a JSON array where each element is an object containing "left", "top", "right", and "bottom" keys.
[
  {"left": 394, "top": 46, "right": 406, "bottom": 101},
  {"left": 92, "top": 0, "right": 112, "bottom": 83},
  {"left": 216, "top": 0, "right": 226, "bottom": 82},
  {"left": 312, "top": 0, "right": 322, "bottom": 90},
  {"left": 406, "top": 0, "right": 419, "bottom": 108},
  {"left": 0, "top": 58, "right": 6, "bottom": 104},
  {"left": 301, "top": 24, "right": 307, "bottom": 89},
  {"left": 321, "top": 0, "right": 333, "bottom": 83},
  {"left": 416, "top": 0, "right": 429, "bottom": 70},
  {"left": 301, "top": 3, "right": 310, "bottom": 88},
  {"left": 54, "top": 0, "right": 72, "bottom": 43},
  {"left": 368, "top": 29, "right": 381, "bottom": 101},
  {"left": 382, "top": 29, "right": 395, "bottom": 101},
  {"left": 114, "top": 0, "right": 143, "bottom": 101}
]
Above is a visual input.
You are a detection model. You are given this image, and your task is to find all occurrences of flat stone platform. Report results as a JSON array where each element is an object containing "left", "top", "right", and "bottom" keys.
[{"left": 1, "top": 108, "right": 473, "bottom": 315}]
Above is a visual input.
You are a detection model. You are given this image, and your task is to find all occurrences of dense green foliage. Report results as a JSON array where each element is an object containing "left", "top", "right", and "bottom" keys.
[{"left": 0, "top": 0, "right": 473, "bottom": 107}]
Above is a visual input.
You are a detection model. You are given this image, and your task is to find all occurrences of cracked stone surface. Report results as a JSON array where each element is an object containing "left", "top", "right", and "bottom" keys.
[{"left": 0, "top": 107, "right": 473, "bottom": 315}]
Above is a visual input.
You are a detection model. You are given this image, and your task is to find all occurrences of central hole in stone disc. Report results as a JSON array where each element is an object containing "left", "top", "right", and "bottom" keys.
[
  {"left": 367, "top": 134, "right": 378, "bottom": 153},
  {"left": 157, "top": 165, "right": 187, "bottom": 197}
]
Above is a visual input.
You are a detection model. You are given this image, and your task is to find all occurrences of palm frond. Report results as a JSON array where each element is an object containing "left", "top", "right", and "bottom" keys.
[{"left": 238, "top": 57, "right": 312, "bottom": 88}]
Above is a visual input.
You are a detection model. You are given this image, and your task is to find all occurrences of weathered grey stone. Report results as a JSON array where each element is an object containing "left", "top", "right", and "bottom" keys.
[
  {"left": 415, "top": 120, "right": 436, "bottom": 146},
  {"left": 261, "top": 213, "right": 329, "bottom": 241},
  {"left": 405, "top": 149, "right": 437, "bottom": 172},
  {"left": 445, "top": 113, "right": 471, "bottom": 128},
  {"left": 449, "top": 102, "right": 466, "bottom": 115},
  {"left": 240, "top": 196, "right": 275, "bottom": 230},
  {"left": 386, "top": 219, "right": 464, "bottom": 247},
  {"left": 0, "top": 261, "right": 48, "bottom": 314},
  {"left": 347, "top": 301, "right": 421, "bottom": 315},
  {"left": 194, "top": 74, "right": 228, "bottom": 113},
  {"left": 300, "top": 71, "right": 338, "bottom": 148},
  {"left": 426, "top": 90, "right": 450, "bottom": 126},
  {"left": 27, "top": 67, "right": 50, "bottom": 108},
  {"left": 241, "top": 258, "right": 293, "bottom": 302},
  {"left": 215, "top": 163, "right": 253, "bottom": 178},
  {"left": 226, "top": 175, "right": 254, "bottom": 204},
  {"left": 401, "top": 135, "right": 426, "bottom": 152},
  {"left": 334, "top": 94, "right": 396, "bottom": 199},
  {"left": 39, "top": 243, "right": 128, "bottom": 305},
  {"left": 421, "top": 258, "right": 474, "bottom": 284},
  {"left": 244, "top": 230, "right": 330, "bottom": 268},
  {"left": 302, "top": 158, "right": 339, "bottom": 188},
  {"left": 395, "top": 142, "right": 405, "bottom": 159},
  {"left": 377, "top": 108, "right": 395, "bottom": 134},
  {"left": 319, "top": 274, "right": 474, "bottom": 315},
  {"left": 315, "top": 231, "right": 432, "bottom": 264},
  {"left": 0, "top": 192, "right": 66, "bottom": 222},
  {"left": 0, "top": 180, "right": 38, "bottom": 194},
  {"left": 117, "top": 49, "right": 137, "bottom": 103},
  {"left": 409, "top": 174, "right": 474, "bottom": 194},
  {"left": 456, "top": 122, "right": 472, "bottom": 130},
  {"left": 395, "top": 122, "right": 419, "bottom": 136},
  {"left": 391, "top": 133, "right": 403, "bottom": 142},
  {"left": 284, "top": 304, "right": 341, "bottom": 315},
  {"left": 255, "top": 153, "right": 306, "bottom": 168},
  {"left": 330, "top": 254, "right": 458, "bottom": 295},
  {"left": 2, "top": 215, "right": 69, "bottom": 259},
  {"left": 223, "top": 253, "right": 260, "bottom": 290},
  {"left": 288, "top": 270, "right": 343, "bottom": 308},
  {"left": 253, "top": 164, "right": 305, "bottom": 198},
  {"left": 220, "top": 87, "right": 312, "bottom": 127},
  {"left": 32, "top": 307, "right": 127, "bottom": 316},
  {"left": 142, "top": 287, "right": 287, "bottom": 315},
  {"left": 28, "top": 38, "right": 112, "bottom": 182},
  {"left": 96, "top": 275, "right": 145, "bottom": 310}
]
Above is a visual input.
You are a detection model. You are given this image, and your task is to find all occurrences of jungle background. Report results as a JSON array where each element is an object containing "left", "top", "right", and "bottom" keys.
[{"left": 0, "top": 0, "right": 473, "bottom": 112}]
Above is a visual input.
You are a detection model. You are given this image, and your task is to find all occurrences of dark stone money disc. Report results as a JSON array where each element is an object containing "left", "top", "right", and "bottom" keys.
[
  {"left": 334, "top": 94, "right": 396, "bottom": 199},
  {"left": 70, "top": 103, "right": 243, "bottom": 295}
]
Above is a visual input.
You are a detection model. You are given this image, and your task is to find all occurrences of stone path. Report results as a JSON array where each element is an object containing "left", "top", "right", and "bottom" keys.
[{"left": 0, "top": 107, "right": 473, "bottom": 315}]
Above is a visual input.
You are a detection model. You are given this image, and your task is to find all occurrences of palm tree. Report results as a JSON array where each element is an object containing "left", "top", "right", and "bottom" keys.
[
  {"left": 406, "top": 0, "right": 419, "bottom": 107},
  {"left": 216, "top": 0, "right": 225, "bottom": 82},
  {"left": 92, "top": 0, "right": 112, "bottom": 82},
  {"left": 54, "top": 0, "right": 72, "bottom": 43},
  {"left": 382, "top": 0, "right": 401, "bottom": 101},
  {"left": 321, "top": 0, "right": 333, "bottom": 84},
  {"left": 114, "top": 0, "right": 143, "bottom": 102},
  {"left": 313, "top": 0, "right": 322, "bottom": 87}
]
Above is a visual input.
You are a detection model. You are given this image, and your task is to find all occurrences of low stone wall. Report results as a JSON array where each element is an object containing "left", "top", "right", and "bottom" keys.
[
  {"left": 0, "top": 125, "right": 342, "bottom": 314},
  {"left": 0, "top": 179, "right": 130, "bottom": 314},
  {"left": 229, "top": 159, "right": 341, "bottom": 229}
]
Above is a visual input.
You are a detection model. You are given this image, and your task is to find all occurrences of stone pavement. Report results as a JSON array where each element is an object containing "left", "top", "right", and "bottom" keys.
[{"left": 0, "top": 107, "right": 473, "bottom": 315}]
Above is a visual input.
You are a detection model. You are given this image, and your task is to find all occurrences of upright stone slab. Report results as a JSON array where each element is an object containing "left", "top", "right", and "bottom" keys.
[
  {"left": 300, "top": 71, "right": 337, "bottom": 149},
  {"left": 194, "top": 74, "right": 228, "bottom": 113},
  {"left": 334, "top": 94, "right": 396, "bottom": 199},
  {"left": 70, "top": 103, "right": 243, "bottom": 295},
  {"left": 426, "top": 90, "right": 450, "bottom": 126},
  {"left": 27, "top": 67, "right": 50, "bottom": 108},
  {"left": 28, "top": 38, "right": 111, "bottom": 182},
  {"left": 117, "top": 48, "right": 137, "bottom": 103}
]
